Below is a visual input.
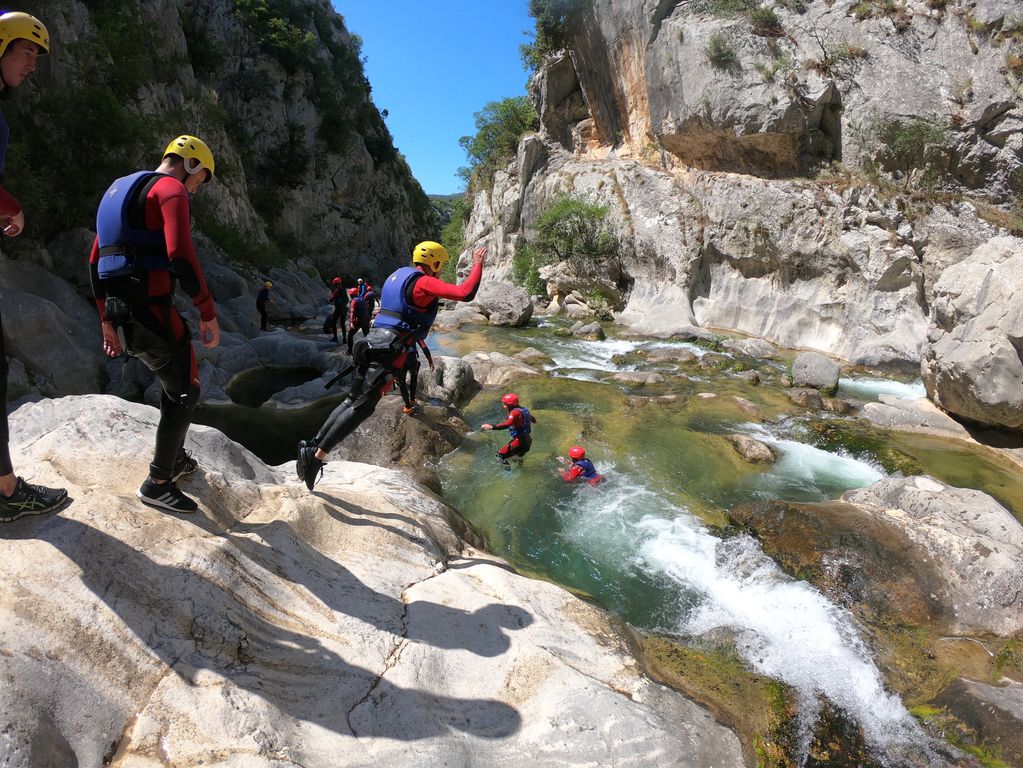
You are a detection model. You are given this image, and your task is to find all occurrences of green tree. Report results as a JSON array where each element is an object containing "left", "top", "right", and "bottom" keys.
[
  {"left": 520, "top": 0, "right": 584, "bottom": 72},
  {"left": 512, "top": 195, "right": 619, "bottom": 295},
  {"left": 458, "top": 97, "right": 539, "bottom": 187}
]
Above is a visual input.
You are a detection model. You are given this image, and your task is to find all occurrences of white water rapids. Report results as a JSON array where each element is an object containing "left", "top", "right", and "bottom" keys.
[{"left": 553, "top": 440, "right": 929, "bottom": 763}]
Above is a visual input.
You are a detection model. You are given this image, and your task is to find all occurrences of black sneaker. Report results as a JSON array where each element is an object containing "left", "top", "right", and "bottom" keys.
[
  {"left": 0, "top": 478, "right": 68, "bottom": 522},
  {"left": 137, "top": 478, "right": 198, "bottom": 513},
  {"left": 173, "top": 450, "right": 198, "bottom": 482},
  {"left": 297, "top": 440, "right": 324, "bottom": 491}
]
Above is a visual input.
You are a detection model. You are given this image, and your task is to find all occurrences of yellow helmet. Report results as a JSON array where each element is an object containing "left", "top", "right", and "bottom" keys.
[
  {"left": 264, "top": 281, "right": 273, "bottom": 289},
  {"left": 164, "top": 135, "right": 215, "bottom": 182},
  {"left": 0, "top": 12, "right": 48, "bottom": 59},
  {"left": 412, "top": 241, "right": 449, "bottom": 273}
]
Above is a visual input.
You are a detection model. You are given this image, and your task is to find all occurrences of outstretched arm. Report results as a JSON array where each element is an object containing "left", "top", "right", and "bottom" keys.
[{"left": 411, "top": 247, "right": 486, "bottom": 304}]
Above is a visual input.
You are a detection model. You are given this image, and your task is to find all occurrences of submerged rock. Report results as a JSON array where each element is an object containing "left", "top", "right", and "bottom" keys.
[
  {"left": 787, "top": 387, "right": 824, "bottom": 409},
  {"left": 1, "top": 395, "right": 746, "bottom": 767},
  {"left": 725, "top": 434, "right": 776, "bottom": 464}
]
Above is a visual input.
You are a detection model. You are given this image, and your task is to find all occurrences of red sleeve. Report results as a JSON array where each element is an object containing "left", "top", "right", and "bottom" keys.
[
  {"left": 411, "top": 261, "right": 483, "bottom": 306},
  {"left": 563, "top": 464, "right": 584, "bottom": 482},
  {"left": 148, "top": 177, "right": 216, "bottom": 321},
  {"left": 0, "top": 184, "right": 22, "bottom": 219},
  {"left": 88, "top": 236, "right": 107, "bottom": 319},
  {"left": 494, "top": 409, "right": 522, "bottom": 431}
]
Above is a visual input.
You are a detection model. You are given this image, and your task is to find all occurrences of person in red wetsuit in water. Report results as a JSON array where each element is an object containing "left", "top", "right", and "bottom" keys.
[
  {"left": 297, "top": 242, "right": 486, "bottom": 490},
  {"left": 481, "top": 393, "right": 537, "bottom": 467},
  {"left": 560, "top": 445, "right": 603, "bottom": 485}
]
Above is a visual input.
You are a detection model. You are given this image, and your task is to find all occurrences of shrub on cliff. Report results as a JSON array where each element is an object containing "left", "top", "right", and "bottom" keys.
[
  {"left": 520, "top": 0, "right": 585, "bottom": 72},
  {"left": 458, "top": 97, "right": 539, "bottom": 188},
  {"left": 512, "top": 195, "right": 619, "bottom": 295}
]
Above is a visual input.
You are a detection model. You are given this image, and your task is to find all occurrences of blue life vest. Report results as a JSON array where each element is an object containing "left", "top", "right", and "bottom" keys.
[
  {"left": 573, "top": 458, "right": 599, "bottom": 480},
  {"left": 95, "top": 171, "right": 170, "bottom": 280},
  {"left": 374, "top": 266, "right": 439, "bottom": 341},
  {"left": 509, "top": 406, "right": 532, "bottom": 439}
]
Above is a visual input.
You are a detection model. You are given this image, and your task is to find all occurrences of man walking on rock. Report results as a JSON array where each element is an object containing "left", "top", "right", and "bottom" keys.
[
  {"left": 89, "top": 135, "right": 221, "bottom": 513},
  {"left": 0, "top": 11, "right": 68, "bottom": 521}
]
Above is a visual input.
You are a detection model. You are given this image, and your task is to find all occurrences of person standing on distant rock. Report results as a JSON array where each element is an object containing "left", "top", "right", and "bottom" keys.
[
  {"left": 346, "top": 277, "right": 376, "bottom": 355},
  {"left": 0, "top": 12, "right": 68, "bottom": 522},
  {"left": 324, "top": 276, "right": 347, "bottom": 344},
  {"left": 89, "top": 135, "right": 221, "bottom": 514},
  {"left": 481, "top": 393, "right": 537, "bottom": 467},
  {"left": 256, "top": 280, "right": 273, "bottom": 331},
  {"left": 297, "top": 242, "right": 485, "bottom": 490},
  {"left": 396, "top": 337, "right": 433, "bottom": 414}
]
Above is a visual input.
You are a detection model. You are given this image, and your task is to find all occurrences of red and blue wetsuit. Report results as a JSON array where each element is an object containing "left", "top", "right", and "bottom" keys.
[
  {"left": 88, "top": 173, "right": 216, "bottom": 481},
  {"left": 493, "top": 406, "right": 536, "bottom": 460},
  {"left": 562, "top": 457, "right": 603, "bottom": 485},
  {"left": 309, "top": 260, "right": 483, "bottom": 455}
]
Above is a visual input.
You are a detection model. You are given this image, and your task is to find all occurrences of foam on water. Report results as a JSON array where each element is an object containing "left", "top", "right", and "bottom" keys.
[
  {"left": 738, "top": 423, "right": 886, "bottom": 497},
  {"left": 554, "top": 472, "right": 924, "bottom": 759},
  {"left": 545, "top": 337, "right": 708, "bottom": 374},
  {"left": 838, "top": 377, "right": 927, "bottom": 402}
]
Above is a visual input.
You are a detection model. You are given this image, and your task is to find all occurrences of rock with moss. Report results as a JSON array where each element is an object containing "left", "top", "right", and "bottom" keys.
[{"left": 725, "top": 433, "right": 776, "bottom": 463}]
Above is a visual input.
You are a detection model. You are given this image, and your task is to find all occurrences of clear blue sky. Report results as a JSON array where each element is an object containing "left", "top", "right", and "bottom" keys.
[{"left": 334, "top": 1, "right": 535, "bottom": 196}]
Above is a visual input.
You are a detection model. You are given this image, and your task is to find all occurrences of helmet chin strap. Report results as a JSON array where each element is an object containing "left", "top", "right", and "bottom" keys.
[{"left": 184, "top": 157, "right": 205, "bottom": 176}]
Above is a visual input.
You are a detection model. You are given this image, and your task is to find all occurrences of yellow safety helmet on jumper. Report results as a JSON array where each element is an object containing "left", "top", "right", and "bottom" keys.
[
  {"left": 164, "top": 135, "right": 215, "bottom": 182},
  {"left": 412, "top": 241, "right": 449, "bottom": 274},
  {"left": 0, "top": 12, "right": 49, "bottom": 59}
]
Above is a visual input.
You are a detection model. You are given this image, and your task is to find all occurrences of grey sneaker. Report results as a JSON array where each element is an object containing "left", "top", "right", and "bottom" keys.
[
  {"left": 0, "top": 478, "right": 68, "bottom": 522},
  {"left": 137, "top": 478, "right": 198, "bottom": 513}
]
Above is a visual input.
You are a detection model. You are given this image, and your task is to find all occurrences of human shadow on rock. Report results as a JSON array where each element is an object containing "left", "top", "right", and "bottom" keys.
[
  {"left": 42, "top": 517, "right": 522, "bottom": 741},
  {"left": 225, "top": 518, "right": 533, "bottom": 658}
]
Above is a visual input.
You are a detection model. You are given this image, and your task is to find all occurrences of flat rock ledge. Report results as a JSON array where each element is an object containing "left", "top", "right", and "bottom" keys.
[{"left": 0, "top": 395, "right": 743, "bottom": 768}]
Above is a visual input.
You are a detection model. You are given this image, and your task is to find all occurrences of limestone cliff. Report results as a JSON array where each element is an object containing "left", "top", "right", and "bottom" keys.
[{"left": 464, "top": 0, "right": 1023, "bottom": 427}]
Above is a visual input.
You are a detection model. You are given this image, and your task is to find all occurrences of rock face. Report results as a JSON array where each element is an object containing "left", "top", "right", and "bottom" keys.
[
  {"left": 0, "top": 395, "right": 745, "bottom": 768},
  {"left": 472, "top": 281, "right": 534, "bottom": 327},
  {"left": 921, "top": 236, "right": 1023, "bottom": 430},
  {"left": 730, "top": 476, "right": 1023, "bottom": 636},
  {"left": 465, "top": 0, "right": 1022, "bottom": 428},
  {"left": 564, "top": 0, "right": 1021, "bottom": 196},
  {"left": 461, "top": 352, "right": 544, "bottom": 388}
]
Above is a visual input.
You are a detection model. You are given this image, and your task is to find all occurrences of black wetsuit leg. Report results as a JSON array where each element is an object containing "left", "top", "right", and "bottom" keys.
[
  {"left": 124, "top": 306, "right": 199, "bottom": 481},
  {"left": 407, "top": 358, "right": 421, "bottom": 402},
  {"left": 396, "top": 367, "right": 412, "bottom": 408},
  {"left": 314, "top": 362, "right": 393, "bottom": 452},
  {"left": 258, "top": 304, "right": 268, "bottom": 331},
  {"left": 0, "top": 311, "right": 13, "bottom": 476}
]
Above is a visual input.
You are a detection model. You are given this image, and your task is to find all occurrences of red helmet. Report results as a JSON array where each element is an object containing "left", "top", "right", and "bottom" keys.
[
  {"left": 568, "top": 445, "right": 586, "bottom": 460},
  {"left": 501, "top": 393, "right": 519, "bottom": 407},
  {"left": 331, "top": 277, "right": 342, "bottom": 286}
]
